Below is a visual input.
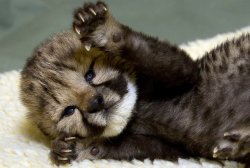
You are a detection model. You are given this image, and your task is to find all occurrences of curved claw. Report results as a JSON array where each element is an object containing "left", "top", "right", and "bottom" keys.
[
  {"left": 99, "top": 4, "right": 107, "bottom": 11},
  {"left": 74, "top": 26, "right": 81, "bottom": 35},
  {"left": 64, "top": 137, "right": 76, "bottom": 142},
  {"left": 77, "top": 13, "right": 85, "bottom": 22},
  {"left": 84, "top": 43, "right": 92, "bottom": 51},
  {"left": 61, "top": 149, "right": 72, "bottom": 153},
  {"left": 58, "top": 156, "right": 68, "bottom": 161},
  {"left": 89, "top": 8, "right": 96, "bottom": 15}
]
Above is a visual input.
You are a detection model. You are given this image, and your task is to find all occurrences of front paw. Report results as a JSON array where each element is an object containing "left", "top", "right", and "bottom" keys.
[
  {"left": 50, "top": 136, "right": 78, "bottom": 165},
  {"left": 73, "top": 1, "right": 108, "bottom": 51},
  {"left": 73, "top": 1, "right": 108, "bottom": 37},
  {"left": 72, "top": 1, "right": 123, "bottom": 52}
]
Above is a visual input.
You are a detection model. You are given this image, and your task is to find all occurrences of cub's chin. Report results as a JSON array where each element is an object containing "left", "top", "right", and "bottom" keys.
[
  {"left": 100, "top": 79, "right": 137, "bottom": 138},
  {"left": 20, "top": 31, "right": 137, "bottom": 139}
]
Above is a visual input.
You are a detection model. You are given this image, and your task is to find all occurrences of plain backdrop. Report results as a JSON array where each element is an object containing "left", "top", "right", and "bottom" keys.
[{"left": 0, "top": 0, "right": 250, "bottom": 72}]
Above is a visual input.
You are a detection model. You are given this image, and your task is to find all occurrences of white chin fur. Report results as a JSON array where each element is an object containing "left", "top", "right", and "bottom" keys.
[{"left": 101, "top": 77, "right": 137, "bottom": 137}]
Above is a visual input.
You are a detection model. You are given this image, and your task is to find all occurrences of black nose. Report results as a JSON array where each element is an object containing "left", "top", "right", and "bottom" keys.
[{"left": 89, "top": 94, "right": 104, "bottom": 113}]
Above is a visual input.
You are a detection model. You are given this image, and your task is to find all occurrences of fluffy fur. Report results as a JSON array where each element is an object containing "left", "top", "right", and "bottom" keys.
[
  {"left": 20, "top": 1, "right": 250, "bottom": 167},
  {"left": 20, "top": 31, "right": 137, "bottom": 139}
]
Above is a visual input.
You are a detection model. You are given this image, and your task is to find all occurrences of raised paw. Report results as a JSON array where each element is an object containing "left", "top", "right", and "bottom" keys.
[
  {"left": 73, "top": 1, "right": 108, "bottom": 37},
  {"left": 213, "top": 128, "right": 250, "bottom": 159},
  {"left": 50, "top": 136, "right": 78, "bottom": 165},
  {"left": 72, "top": 1, "right": 123, "bottom": 53}
]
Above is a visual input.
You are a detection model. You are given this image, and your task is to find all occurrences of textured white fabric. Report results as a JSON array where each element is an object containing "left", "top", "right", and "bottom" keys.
[{"left": 1, "top": 26, "right": 250, "bottom": 167}]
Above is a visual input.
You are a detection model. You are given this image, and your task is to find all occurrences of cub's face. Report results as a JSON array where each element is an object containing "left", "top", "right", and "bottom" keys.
[{"left": 20, "top": 31, "right": 137, "bottom": 139}]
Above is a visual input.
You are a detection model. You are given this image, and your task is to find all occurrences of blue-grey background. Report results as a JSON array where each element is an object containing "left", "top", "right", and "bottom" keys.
[{"left": 0, "top": 0, "right": 250, "bottom": 73}]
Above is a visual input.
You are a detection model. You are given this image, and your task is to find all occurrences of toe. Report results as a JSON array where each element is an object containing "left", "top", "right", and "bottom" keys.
[
  {"left": 224, "top": 132, "right": 242, "bottom": 141},
  {"left": 213, "top": 140, "right": 239, "bottom": 159}
]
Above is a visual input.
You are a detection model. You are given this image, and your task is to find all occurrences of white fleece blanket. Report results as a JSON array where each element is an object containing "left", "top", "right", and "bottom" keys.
[{"left": 1, "top": 26, "right": 250, "bottom": 168}]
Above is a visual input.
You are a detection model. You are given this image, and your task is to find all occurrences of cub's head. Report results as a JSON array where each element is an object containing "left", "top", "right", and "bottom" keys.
[{"left": 20, "top": 31, "right": 137, "bottom": 139}]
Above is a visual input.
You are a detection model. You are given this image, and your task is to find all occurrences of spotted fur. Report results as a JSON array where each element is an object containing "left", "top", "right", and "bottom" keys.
[
  {"left": 70, "top": 1, "right": 250, "bottom": 165},
  {"left": 20, "top": 1, "right": 250, "bottom": 167}
]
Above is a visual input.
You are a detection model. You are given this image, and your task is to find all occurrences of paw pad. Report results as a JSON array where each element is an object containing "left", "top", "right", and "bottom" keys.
[
  {"left": 90, "top": 147, "right": 100, "bottom": 156},
  {"left": 113, "top": 33, "right": 121, "bottom": 43}
]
